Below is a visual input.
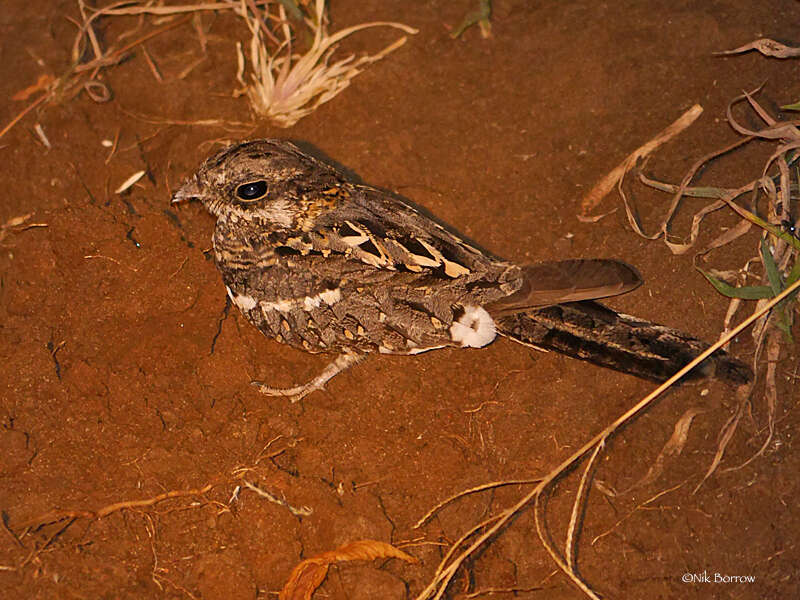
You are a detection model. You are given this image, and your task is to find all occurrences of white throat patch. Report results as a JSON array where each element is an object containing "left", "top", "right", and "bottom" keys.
[{"left": 449, "top": 305, "right": 496, "bottom": 348}]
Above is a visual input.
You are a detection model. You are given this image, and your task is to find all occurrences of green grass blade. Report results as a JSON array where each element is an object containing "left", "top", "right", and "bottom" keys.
[
  {"left": 277, "top": 0, "right": 305, "bottom": 22},
  {"left": 773, "top": 310, "right": 794, "bottom": 342},
  {"left": 740, "top": 207, "right": 800, "bottom": 251},
  {"left": 761, "top": 237, "right": 784, "bottom": 295},
  {"left": 697, "top": 267, "right": 774, "bottom": 299},
  {"left": 451, "top": 0, "right": 491, "bottom": 38},
  {"left": 786, "top": 258, "right": 800, "bottom": 286}
]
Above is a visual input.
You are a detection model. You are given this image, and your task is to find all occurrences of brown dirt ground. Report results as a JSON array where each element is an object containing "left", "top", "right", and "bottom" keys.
[{"left": 2, "top": 1, "right": 799, "bottom": 598}]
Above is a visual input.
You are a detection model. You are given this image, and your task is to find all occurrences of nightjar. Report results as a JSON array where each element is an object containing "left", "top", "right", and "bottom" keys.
[{"left": 173, "top": 139, "right": 751, "bottom": 401}]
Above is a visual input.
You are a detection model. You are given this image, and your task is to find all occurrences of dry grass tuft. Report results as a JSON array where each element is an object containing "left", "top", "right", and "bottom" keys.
[{"left": 236, "top": 0, "right": 417, "bottom": 127}]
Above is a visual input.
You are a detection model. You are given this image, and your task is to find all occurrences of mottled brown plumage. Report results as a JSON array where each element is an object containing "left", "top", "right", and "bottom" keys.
[{"left": 173, "top": 139, "right": 751, "bottom": 400}]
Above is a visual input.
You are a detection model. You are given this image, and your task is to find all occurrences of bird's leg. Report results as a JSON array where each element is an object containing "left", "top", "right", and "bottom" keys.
[{"left": 251, "top": 352, "right": 363, "bottom": 402}]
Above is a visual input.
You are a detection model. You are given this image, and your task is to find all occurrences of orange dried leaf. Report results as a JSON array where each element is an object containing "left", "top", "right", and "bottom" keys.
[
  {"left": 12, "top": 74, "right": 55, "bottom": 101},
  {"left": 280, "top": 561, "right": 329, "bottom": 600},
  {"left": 279, "top": 539, "right": 416, "bottom": 600},
  {"left": 317, "top": 539, "right": 417, "bottom": 563}
]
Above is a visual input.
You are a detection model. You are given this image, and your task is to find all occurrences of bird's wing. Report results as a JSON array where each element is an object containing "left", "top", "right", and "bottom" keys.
[{"left": 276, "top": 182, "right": 509, "bottom": 283}]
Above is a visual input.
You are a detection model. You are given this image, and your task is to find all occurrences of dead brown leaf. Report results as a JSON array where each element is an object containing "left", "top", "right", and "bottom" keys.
[
  {"left": 279, "top": 539, "right": 417, "bottom": 600},
  {"left": 694, "top": 376, "right": 754, "bottom": 493},
  {"left": 628, "top": 407, "right": 704, "bottom": 491},
  {"left": 716, "top": 38, "right": 800, "bottom": 59},
  {"left": 580, "top": 104, "right": 703, "bottom": 217}
]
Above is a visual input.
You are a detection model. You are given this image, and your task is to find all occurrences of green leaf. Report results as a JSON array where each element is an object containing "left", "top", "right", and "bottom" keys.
[
  {"left": 773, "top": 309, "right": 794, "bottom": 342},
  {"left": 781, "top": 100, "right": 800, "bottom": 111},
  {"left": 277, "top": 0, "right": 305, "bottom": 22},
  {"left": 760, "top": 237, "right": 784, "bottom": 295},
  {"left": 640, "top": 179, "right": 732, "bottom": 198},
  {"left": 739, "top": 207, "right": 800, "bottom": 252},
  {"left": 697, "top": 268, "right": 774, "bottom": 299},
  {"left": 786, "top": 259, "right": 800, "bottom": 286},
  {"left": 775, "top": 259, "right": 800, "bottom": 314},
  {"left": 451, "top": 0, "right": 492, "bottom": 39}
]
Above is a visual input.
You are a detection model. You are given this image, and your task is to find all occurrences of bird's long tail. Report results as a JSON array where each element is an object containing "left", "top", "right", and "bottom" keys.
[{"left": 495, "top": 301, "right": 752, "bottom": 386}]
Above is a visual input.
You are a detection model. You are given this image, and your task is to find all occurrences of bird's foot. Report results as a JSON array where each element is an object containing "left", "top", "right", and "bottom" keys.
[{"left": 251, "top": 353, "right": 362, "bottom": 403}]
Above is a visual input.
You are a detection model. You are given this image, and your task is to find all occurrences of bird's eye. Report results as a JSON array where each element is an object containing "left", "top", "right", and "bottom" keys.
[{"left": 236, "top": 181, "right": 268, "bottom": 201}]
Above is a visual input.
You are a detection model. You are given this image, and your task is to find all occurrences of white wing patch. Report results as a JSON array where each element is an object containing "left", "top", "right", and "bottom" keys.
[
  {"left": 227, "top": 286, "right": 258, "bottom": 311},
  {"left": 449, "top": 305, "right": 496, "bottom": 348},
  {"left": 226, "top": 285, "right": 343, "bottom": 316},
  {"left": 319, "top": 288, "right": 342, "bottom": 305},
  {"left": 236, "top": 294, "right": 258, "bottom": 311},
  {"left": 252, "top": 287, "right": 343, "bottom": 314},
  {"left": 261, "top": 298, "right": 295, "bottom": 313}
]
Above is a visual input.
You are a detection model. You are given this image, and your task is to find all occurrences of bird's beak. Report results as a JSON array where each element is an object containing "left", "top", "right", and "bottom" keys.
[{"left": 171, "top": 177, "right": 203, "bottom": 204}]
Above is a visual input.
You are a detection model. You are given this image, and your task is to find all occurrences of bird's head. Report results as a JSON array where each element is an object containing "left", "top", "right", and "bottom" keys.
[{"left": 172, "top": 139, "right": 332, "bottom": 228}]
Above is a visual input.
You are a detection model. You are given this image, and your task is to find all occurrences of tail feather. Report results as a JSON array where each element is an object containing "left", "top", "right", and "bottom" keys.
[
  {"left": 486, "top": 259, "right": 642, "bottom": 314},
  {"left": 494, "top": 301, "right": 752, "bottom": 386}
]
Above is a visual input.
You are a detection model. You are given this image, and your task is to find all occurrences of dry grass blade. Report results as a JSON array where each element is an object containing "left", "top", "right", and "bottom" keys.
[
  {"left": 120, "top": 107, "right": 253, "bottom": 129},
  {"left": 672, "top": 135, "right": 794, "bottom": 487},
  {"left": 619, "top": 87, "right": 799, "bottom": 464},
  {"left": 693, "top": 385, "right": 751, "bottom": 493},
  {"left": 115, "top": 170, "right": 147, "bottom": 194},
  {"left": 590, "top": 482, "right": 683, "bottom": 546},
  {"left": 0, "top": 93, "right": 50, "bottom": 142},
  {"left": 722, "top": 330, "right": 780, "bottom": 473},
  {"left": 534, "top": 487, "right": 600, "bottom": 599},
  {"left": 86, "top": 2, "right": 239, "bottom": 18},
  {"left": 18, "top": 483, "right": 216, "bottom": 530},
  {"left": 627, "top": 407, "right": 704, "bottom": 491},
  {"left": 72, "top": 14, "right": 193, "bottom": 74},
  {"left": 579, "top": 104, "right": 703, "bottom": 218},
  {"left": 598, "top": 88, "right": 800, "bottom": 256},
  {"left": 657, "top": 135, "right": 755, "bottom": 253},
  {"left": 428, "top": 513, "right": 504, "bottom": 584},
  {"left": 631, "top": 135, "right": 760, "bottom": 254},
  {"left": 566, "top": 441, "right": 604, "bottom": 572},
  {"left": 0, "top": 213, "right": 48, "bottom": 244},
  {"left": 238, "top": 0, "right": 417, "bottom": 127},
  {"left": 241, "top": 480, "right": 312, "bottom": 517},
  {"left": 413, "top": 479, "right": 541, "bottom": 529},
  {"left": 1, "top": 5, "right": 195, "bottom": 141},
  {"left": 727, "top": 88, "right": 800, "bottom": 140},
  {"left": 697, "top": 217, "right": 752, "bottom": 257}
]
